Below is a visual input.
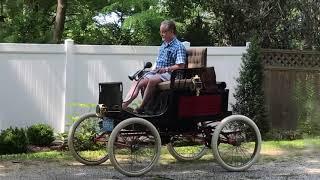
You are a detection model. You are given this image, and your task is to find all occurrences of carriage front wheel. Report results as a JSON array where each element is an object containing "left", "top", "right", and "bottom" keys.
[
  {"left": 211, "top": 115, "right": 262, "bottom": 171},
  {"left": 108, "top": 117, "right": 161, "bottom": 177}
]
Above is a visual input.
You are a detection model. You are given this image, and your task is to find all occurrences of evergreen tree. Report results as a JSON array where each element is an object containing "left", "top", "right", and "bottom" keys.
[{"left": 232, "top": 37, "right": 270, "bottom": 135}]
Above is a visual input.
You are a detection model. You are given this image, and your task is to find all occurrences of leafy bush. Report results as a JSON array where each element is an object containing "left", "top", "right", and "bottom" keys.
[
  {"left": 66, "top": 103, "right": 102, "bottom": 151},
  {"left": 0, "top": 127, "right": 28, "bottom": 155},
  {"left": 293, "top": 77, "right": 320, "bottom": 136},
  {"left": 232, "top": 36, "right": 270, "bottom": 135},
  {"left": 26, "top": 124, "right": 55, "bottom": 146},
  {"left": 264, "top": 129, "right": 303, "bottom": 141},
  {"left": 73, "top": 120, "right": 102, "bottom": 151},
  {"left": 66, "top": 103, "right": 96, "bottom": 125}
]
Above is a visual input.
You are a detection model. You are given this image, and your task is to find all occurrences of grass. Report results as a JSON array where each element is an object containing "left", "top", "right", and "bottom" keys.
[
  {"left": 0, "top": 151, "right": 73, "bottom": 161},
  {"left": 259, "top": 138, "right": 320, "bottom": 162},
  {"left": 0, "top": 138, "right": 319, "bottom": 163},
  {"left": 262, "top": 138, "right": 320, "bottom": 152}
]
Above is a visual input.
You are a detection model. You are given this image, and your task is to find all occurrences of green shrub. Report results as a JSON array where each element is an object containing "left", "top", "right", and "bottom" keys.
[
  {"left": 232, "top": 36, "right": 270, "bottom": 136},
  {"left": 26, "top": 124, "right": 55, "bottom": 146},
  {"left": 0, "top": 127, "right": 28, "bottom": 155},
  {"left": 66, "top": 103, "right": 96, "bottom": 126},
  {"left": 293, "top": 77, "right": 320, "bottom": 136},
  {"left": 264, "top": 129, "right": 303, "bottom": 141},
  {"left": 65, "top": 103, "right": 103, "bottom": 151}
]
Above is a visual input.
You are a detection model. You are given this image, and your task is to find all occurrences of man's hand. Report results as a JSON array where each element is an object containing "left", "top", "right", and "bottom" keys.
[
  {"left": 157, "top": 67, "right": 169, "bottom": 74},
  {"left": 157, "top": 64, "right": 185, "bottom": 74}
]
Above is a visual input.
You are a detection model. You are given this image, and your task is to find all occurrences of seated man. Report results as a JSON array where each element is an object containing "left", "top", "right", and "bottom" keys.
[{"left": 122, "top": 20, "right": 187, "bottom": 113}]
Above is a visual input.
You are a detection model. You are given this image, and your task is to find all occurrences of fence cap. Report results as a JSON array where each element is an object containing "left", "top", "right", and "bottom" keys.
[
  {"left": 182, "top": 41, "right": 191, "bottom": 48},
  {"left": 246, "top": 42, "right": 251, "bottom": 48}
]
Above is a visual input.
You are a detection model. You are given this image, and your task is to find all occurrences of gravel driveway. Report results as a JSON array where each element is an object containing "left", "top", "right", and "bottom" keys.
[{"left": 1, "top": 152, "right": 320, "bottom": 180}]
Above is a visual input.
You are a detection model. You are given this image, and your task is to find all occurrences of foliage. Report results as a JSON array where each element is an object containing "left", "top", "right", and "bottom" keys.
[
  {"left": 263, "top": 138, "right": 320, "bottom": 153},
  {"left": 65, "top": 103, "right": 97, "bottom": 150},
  {"left": 293, "top": 76, "right": 320, "bottom": 136},
  {"left": 66, "top": 103, "right": 103, "bottom": 150},
  {"left": 1, "top": 138, "right": 319, "bottom": 161},
  {"left": 122, "top": 9, "right": 165, "bottom": 45},
  {"left": 0, "top": 150, "right": 72, "bottom": 161},
  {"left": 0, "top": 0, "right": 55, "bottom": 43},
  {"left": 0, "top": 4, "right": 53, "bottom": 43},
  {"left": 160, "top": 0, "right": 214, "bottom": 45},
  {"left": 63, "top": 1, "right": 103, "bottom": 44},
  {"left": 73, "top": 118, "right": 104, "bottom": 151},
  {"left": 55, "top": 132, "right": 68, "bottom": 142},
  {"left": 183, "top": 15, "right": 213, "bottom": 46},
  {"left": 1, "top": 0, "right": 320, "bottom": 48},
  {"left": 0, "top": 127, "right": 28, "bottom": 155},
  {"left": 204, "top": 0, "right": 320, "bottom": 49},
  {"left": 264, "top": 129, "right": 303, "bottom": 141},
  {"left": 26, "top": 124, "right": 55, "bottom": 146},
  {"left": 100, "top": 0, "right": 164, "bottom": 45},
  {"left": 232, "top": 36, "right": 270, "bottom": 135},
  {"left": 66, "top": 103, "right": 96, "bottom": 125}
]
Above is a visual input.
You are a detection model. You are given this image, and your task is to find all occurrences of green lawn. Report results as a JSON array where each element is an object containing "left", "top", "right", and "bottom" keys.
[
  {"left": 1, "top": 138, "right": 319, "bottom": 163},
  {"left": 0, "top": 151, "right": 73, "bottom": 161},
  {"left": 259, "top": 138, "right": 320, "bottom": 162}
]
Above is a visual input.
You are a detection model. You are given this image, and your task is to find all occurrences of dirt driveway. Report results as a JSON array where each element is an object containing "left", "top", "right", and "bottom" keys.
[{"left": 1, "top": 152, "right": 320, "bottom": 180}]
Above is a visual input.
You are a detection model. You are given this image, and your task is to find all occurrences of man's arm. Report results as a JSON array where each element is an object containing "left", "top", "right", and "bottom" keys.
[
  {"left": 158, "top": 63, "right": 184, "bottom": 73},
  {"left": 168, "top": 63, "right": 185, "bottom": 72}
]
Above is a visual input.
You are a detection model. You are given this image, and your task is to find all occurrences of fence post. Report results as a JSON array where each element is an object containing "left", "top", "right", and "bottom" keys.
[
  {"left": 63, "top": 39, "right": 75, "bottom": 132},
  {"left": 246, "top": 42, "right": 251, "bottom": 49}
]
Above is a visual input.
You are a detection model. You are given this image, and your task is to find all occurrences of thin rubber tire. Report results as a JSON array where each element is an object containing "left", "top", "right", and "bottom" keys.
[
  {"left": 212, "top": 115, "right": 262, "bottom": 171},
  {"left": 108, "top": 117, "right": 161, "bottom": 177}
]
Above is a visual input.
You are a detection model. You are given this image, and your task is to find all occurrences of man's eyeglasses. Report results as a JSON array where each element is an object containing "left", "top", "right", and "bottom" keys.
[{"left": 160, "top": 30, "right": 170, "bottom": 34}]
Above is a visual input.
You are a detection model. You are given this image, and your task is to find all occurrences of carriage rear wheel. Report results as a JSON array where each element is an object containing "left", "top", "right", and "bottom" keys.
[
  {"left": 211, "top": 115, "right": 261, "bottom": 171},
  {"left": 167, "top": 134, "right": 207, "bottom": 161},
  {"left": 108, "top": 118, "right": 161, "bottom": 177},
  {"left": 68, "top": 113, "right": 109, "bottom": 165}
]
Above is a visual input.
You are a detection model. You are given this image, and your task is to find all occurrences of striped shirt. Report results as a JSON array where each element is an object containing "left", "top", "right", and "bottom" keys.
[{"left": 155, "top": 37, "right": 186, "bottom": 69}]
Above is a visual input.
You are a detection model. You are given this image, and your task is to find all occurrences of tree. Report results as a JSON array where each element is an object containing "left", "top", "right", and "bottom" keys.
[
  {"left": 160, "top": 0, "right": 213, "bottom": 45},
  {"left": 53, "top": 0, "right": 66, "bottom": 43},
  {"left": 0, "top": 0, "right": 319, "bottom": 48},
  {"left": 122, "top": 9, "right": 165, "bottom": 45},
  {"left": 204, "top": 0, "right": 320, "bottom": 49},
  {"left": 232, "top": 37, "right": 270, "bottom": 135},
  {"left": 0, "top": 0, "right": 55, "bottom": 43},
  {"left": 299, "top": 0, "right": 320, "bottom": 49},
  {"left": 183, "top": 15, "right": 212, "bottom": 46},
  {"left": 100, "top": 0, "right": 164, "bottom": 45}
]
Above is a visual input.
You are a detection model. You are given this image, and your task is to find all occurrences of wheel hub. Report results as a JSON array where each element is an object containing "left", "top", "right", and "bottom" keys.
[
  {"left": 228, "top": 134, "right": 244, "bottom": 146},
  {"left": 131, "top": 143, "right": 139, "bottom": 152}
]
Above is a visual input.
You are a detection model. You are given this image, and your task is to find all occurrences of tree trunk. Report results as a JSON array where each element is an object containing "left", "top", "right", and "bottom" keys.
[
  {"left": 53, "top": 0, "right": 66, "bottom": 43},
  {"left": 0, "top": 0, "right": 3, "bottom": 15}
]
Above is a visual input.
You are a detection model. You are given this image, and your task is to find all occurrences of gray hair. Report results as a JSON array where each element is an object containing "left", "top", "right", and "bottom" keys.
[{"left": 161, "top": 20, "right": 177, "bottom": 34}]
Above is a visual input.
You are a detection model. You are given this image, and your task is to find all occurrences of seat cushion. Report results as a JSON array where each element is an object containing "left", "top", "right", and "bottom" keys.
[
  {"left": 158, "top": 79, "right": 193, "bottom": 91},
  {"left": 186, "top": 48, "right": 207, "bottom": 68},
  {"left": 157, "top": 47, "right": 208, "bottom": 91}
]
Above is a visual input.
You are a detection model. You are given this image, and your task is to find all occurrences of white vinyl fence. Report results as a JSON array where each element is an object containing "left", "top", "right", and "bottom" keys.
[{"left": 0, "top": 40, "right": 248, "bottom": 132}]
